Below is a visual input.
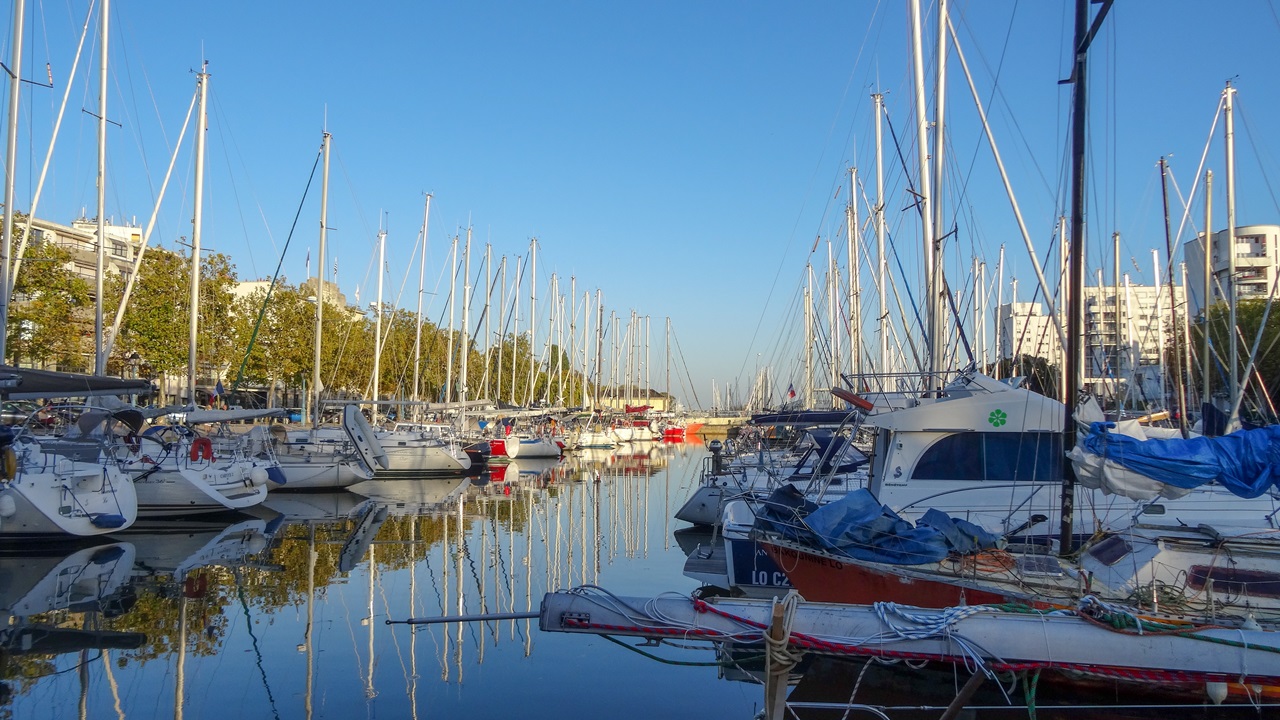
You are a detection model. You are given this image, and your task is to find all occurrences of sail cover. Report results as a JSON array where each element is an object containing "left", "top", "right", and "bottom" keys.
[
  {"left": 0, "top": 365, "right": 153, "bottom": 400},
  {"left": 1074, "top": 422, "right": 1280, "bottom": 499}
]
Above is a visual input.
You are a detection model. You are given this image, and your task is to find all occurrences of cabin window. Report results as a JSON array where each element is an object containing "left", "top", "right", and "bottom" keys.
[{"left": 911, "top": 431, "right": 1062, "bottom": 482}]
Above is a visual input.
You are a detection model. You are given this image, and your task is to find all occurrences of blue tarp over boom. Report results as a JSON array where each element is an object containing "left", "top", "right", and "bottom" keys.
[{"left": 1081, "top": 422, "right": 1280, "bottom": 498}]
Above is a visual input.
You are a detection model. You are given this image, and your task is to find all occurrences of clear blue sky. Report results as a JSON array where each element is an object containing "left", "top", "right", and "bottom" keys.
[{"left": 6, "top": 1, "right": 1280, "bottom": 408}]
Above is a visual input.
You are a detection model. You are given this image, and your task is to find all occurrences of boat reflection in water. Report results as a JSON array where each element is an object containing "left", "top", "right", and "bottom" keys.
[
  {"left": 0, "top": 540, "right": 142, "bottom": 674},
  {"left": 5, "top": 446, "right": 1258, "bottom": 719}
]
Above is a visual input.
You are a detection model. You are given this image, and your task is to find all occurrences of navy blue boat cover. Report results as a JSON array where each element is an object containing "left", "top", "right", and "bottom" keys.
[{"left": 1080, "top": 422, "right": 1280, "bottom": 499}]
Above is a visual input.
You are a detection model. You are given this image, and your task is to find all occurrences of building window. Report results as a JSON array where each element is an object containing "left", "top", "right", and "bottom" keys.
[{"left": 112, "top": 241, "right": 128, "bottom": 258}]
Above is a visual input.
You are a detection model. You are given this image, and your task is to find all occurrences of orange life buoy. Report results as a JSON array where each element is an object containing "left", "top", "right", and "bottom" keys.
[{"left": 189, "top": 437, "right": 215, "bottom": 462}]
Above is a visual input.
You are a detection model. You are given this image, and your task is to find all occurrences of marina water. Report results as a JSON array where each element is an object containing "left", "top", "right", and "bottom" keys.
[{"left": 4, "top": 443, "right": 1272, "bottom": 719}]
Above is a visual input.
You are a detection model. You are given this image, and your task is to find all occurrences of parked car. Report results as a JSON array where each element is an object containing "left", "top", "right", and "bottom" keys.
[{"left": 0, "top": 401, "right": 57, "bottom": 427}]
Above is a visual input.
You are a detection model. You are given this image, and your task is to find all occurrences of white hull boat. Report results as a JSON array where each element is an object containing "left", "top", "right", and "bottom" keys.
[
  {"left": 505, "top": 435, "right": 562, "bottom": 459},
  {"left": 270, "top": 406, "right": 388, "bottom": 490},
  {"left": 1, "top": 412, "right": 137, "bottom": 537}
]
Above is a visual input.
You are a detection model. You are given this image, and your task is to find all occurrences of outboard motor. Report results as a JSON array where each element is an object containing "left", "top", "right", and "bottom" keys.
[{"left": 708, "top": 439, "right": 723, "bottom": 475}]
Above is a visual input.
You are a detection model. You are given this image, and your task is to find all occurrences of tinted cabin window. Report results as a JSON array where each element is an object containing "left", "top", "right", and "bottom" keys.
[{"left": 912, "top": 432, "right": 1062, "bottom": 482}]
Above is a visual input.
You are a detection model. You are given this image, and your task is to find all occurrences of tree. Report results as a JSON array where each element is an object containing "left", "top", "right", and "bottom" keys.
[
  {"left": 1181, "top": 299, "right": 1280, "bottom": 421},
  {"left": 8, "top": 237, "right": 92, "bottom": 369}
]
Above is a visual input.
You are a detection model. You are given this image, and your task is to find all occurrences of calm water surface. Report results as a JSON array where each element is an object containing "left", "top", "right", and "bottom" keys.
[
  {"left": 4, "top": 442, "right": 1274, "bottom": 719},
  {"left": 4, "top": 443, "right": 771, "bottom": 720}
]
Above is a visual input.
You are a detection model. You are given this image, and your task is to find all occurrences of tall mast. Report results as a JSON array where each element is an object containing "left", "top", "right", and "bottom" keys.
[
  {"left": 510, "top": 256, "right": 521, "bottom": 404},
  {"left": 645, "top": 314, "right": 651, "bottom": 407},
  {"left": 1223, "top": 81, "right": 1239, "bottom": 428},
  {"left": 373, "top": 227, "right": 386, "bottom": 412},
  {"left": 594, "top": 290, "right": 604, "bottom": 409},
  {"left": 804, "top": 265, "right": 814, "bottom": 407},
  {"left": 93, "top": 1, "right": 109, "bottom": 376},
  {"left": 1113, "top": 231, "right": 1122, "bottom": 413},
  {"left": 848, "top": 167, "right": 861, "bottom": 387},
  {"left": 460, "top": 227, "right": 471, "bottom": 421},
  {"left": 828, "top": 241, "right": 839, "bottom": 406},
  {"left": 0, "top": 0, "right": 26, "bottom": 363},
  {"left": 930, "top": 0, "right": 949, "bottom": 374},
  {"left": 498, "top": 256, "right": 507, "bottom": 404},
  {"left": 94, "top": 0, "right": 109, "bottom": 374},
  {"left": 312, "top": 131, "right": 330, "bottom": 428},
  {"left": 873, "top": 93, "right": 889, "bottom": 381},
  {"left": 484, "top": 243, "right": 492, "bottom": 401},
  {"left": 908, "top": 0, "right": 938, "bottom": 395},
  {"left": 445, "top": 234, "right": 457, "bottom": 404},
  {"left": 1159, "top": 158, "right": 1186, "bottom": 432},
  {"left": 581, "top": 290, "right": 591, "bottom": 409},
  {"left": 1202, "top": 171, "right": 1213, "bottom": 407},
  {"left": 186, "top": 62, "right": 208, "bottom": 402},
  {"left": 665, "top": 317, "right": 671, "bottom": 410},
  {"left": 527, "top": 238, "right": 537, "bottom": 406},
  {"left": 412, "top": 194, "right": 431, "bottom": 419},
  {"left": 995, "top": 245, "right": 1005, "bottom": 380},
  {"left": 569, "top": 276, "right": 577, "bottom": 406},
  {"left": 1061, "top": 0, "right": 1107, "bottom": 554}
]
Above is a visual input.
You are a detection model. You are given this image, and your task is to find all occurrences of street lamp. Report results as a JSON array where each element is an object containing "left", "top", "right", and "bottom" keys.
[{"left": 128, "top": 353, "right": 142, "bottom": 405}]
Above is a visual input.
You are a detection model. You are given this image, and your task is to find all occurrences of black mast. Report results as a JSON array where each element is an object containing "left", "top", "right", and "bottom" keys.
[{"left": 1060, "top": 0, "right": 1113, "bottom": 555}]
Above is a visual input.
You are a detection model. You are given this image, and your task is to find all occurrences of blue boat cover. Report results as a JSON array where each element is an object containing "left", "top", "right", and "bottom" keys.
[
  {"left": 1080, "top": 422, "right": 1280, "bottom": 499},
  {"left": 754, "top": 487, "right": 1003, "bottom": 565}
]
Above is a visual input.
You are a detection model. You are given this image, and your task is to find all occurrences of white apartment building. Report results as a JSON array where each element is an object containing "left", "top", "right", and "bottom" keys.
[
  {"left": 1184, "top": 224, "right": 1280, "bottom": 317},
  {"left": 999, "top": 282, "right": 1184, "bottom": 384},
  {"left": 11, "top": 215, "right": 146, "bottom": 287}
]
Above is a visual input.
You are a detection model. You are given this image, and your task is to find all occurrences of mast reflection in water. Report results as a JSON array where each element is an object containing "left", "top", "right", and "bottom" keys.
[{"left": 2, "top": 442, "right": 765, "bottom": 720}]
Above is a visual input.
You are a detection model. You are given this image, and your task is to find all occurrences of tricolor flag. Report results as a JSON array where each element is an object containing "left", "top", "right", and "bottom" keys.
[
  {"left": 212, "top": 379, "right": 225, "bottom": 399},
  {"left": 787, "top": 383, "right": 796, "bottom": 399}
]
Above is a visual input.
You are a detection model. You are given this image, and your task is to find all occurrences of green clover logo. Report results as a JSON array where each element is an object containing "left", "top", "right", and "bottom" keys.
[{"left": 988, "top": 409, "right": 1007, "bottom": 427}]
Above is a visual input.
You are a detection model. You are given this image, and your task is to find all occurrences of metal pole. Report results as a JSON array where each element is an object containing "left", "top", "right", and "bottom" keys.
[
  {"left": 94, "top": 0, "right": 109, "bottom": 374},
  {"left": 312, "top": 132, "right": 330, "bottom": 427},
  {"left": 1224, "top": 81, "right": 1239, "bottom": 428},
  {"left": 412, "top": 194, "right": 431, "bottom": 419},
  {"left": 1203, "top": 171, "right": 1213, "bottom": 408},
  {"left": 1060, "top": 0, "right": 1092, "bottom": 555},
  {"left": 0, "top": 0, "right": 26, "bottom": 363},
  {"left": 187, "top": 63, "right": 207, "bottom": 401}
]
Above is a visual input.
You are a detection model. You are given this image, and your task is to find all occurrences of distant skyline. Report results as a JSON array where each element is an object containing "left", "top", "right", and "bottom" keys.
[{"left": 5, "top": 2, "right": 1280, "bottom": 408}]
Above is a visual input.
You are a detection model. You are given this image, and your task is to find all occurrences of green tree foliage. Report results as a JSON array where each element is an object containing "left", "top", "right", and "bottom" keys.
[
  {"left": 1177, "top": 299, "right": 1280, "bottom": 419},
  {"left": 7, "top": 237, "right": 92, "bottom": 369},
  {"left": 106, "top": 250, "right": 193, "bottom": 377}
]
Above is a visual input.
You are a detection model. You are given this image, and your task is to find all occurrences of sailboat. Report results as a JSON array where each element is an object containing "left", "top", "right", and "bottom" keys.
[
  {"left": 269, "top": 133, "right": 388, "bottom": 490},
  {"left": 0, "top": 403, "right": 138, "bottom": 537},
  {"left": 737, "top": 10, "right": 1280, "bottom": 708}
]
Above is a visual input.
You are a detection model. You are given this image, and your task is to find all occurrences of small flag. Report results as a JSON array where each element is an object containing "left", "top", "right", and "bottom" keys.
[
  {"left": 212, "top": 379, "right": 225, "bottom": 399},
  {"left": 333, "top": 257, "right": 339, "bottom": 277},
  {"left": 787, "top": 383, "right": 796, "bottom": 399},
  {"left": 305, "top": 248, "right": 311, "bottom": 278}
]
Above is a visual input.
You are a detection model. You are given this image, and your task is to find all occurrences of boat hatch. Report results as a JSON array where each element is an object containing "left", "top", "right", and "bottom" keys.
[{"left": 1086, "top": 535, "right": 1133, "bottom": 566}]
